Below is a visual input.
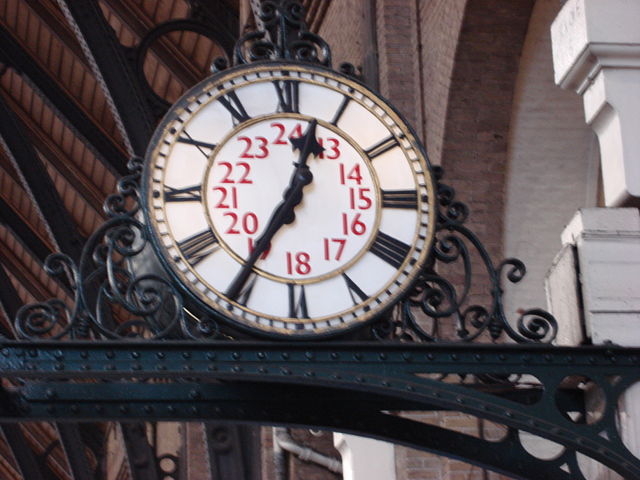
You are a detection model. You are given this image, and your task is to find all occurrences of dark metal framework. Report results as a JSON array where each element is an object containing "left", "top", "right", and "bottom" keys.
[{"left": 1, "top": 1, "right": 639, "bottom": 479}]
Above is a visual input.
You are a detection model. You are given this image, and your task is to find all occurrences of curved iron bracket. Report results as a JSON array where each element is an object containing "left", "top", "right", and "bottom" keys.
[{"left": 0, "top": 342, "right": 639, "bottom": 479}]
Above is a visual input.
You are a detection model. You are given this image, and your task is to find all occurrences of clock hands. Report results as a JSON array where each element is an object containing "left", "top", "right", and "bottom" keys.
[{"left": 225, "top": 119, "right": 325, "bottom": 301}]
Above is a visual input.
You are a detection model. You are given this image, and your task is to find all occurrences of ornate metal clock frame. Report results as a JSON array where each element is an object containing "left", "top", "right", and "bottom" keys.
[{"left": 3, "top": 2, "right": 639, "bottom": 479}]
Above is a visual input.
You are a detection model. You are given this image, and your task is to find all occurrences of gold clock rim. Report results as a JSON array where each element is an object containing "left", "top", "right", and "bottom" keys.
[{"left": 144, "top": 61, "right": 437, "bottom": 335}]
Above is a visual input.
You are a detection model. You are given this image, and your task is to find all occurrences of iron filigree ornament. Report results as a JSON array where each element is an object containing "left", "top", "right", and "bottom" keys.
[
  {"left": 14, "top": 0, "right": 557, "bottom": 343},
  {"left": 14, "top": 159, "right": 557, "bottom": 343}
]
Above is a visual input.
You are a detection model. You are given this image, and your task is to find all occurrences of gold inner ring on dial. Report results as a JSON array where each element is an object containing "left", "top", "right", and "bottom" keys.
[{"left": 200, "top": 113, "right": 383, "bottom": 285}]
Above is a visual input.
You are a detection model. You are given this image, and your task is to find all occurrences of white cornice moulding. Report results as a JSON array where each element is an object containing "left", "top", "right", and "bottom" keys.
[{"left": 551, "top": 0, "right": 640, "bottom": 206}]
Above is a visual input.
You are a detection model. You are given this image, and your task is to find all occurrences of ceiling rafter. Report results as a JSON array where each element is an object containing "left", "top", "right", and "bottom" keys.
[
  {"left": 0, "top": 241, "right": 58, "bottom": 305},
  {"left": 0, "top": 425, "right": 49, "bottom": 480},
  {"left": 21, "top": 0, "right": 89, "bottom": 69},
  {"left": 0, "top": 162, "right": 56, "bottom": 252},
  {"left": 104, "top": 0, "right": 202, "bottom": 88},
  {"left": 0, "top": 198, "right": 56, "bottom": 273},
  {"left": 0, "top": 91, "right": 84, "bottom": 261},
  {"left": 2, "top": 90, "right": 107, "bottom": 216},
  {"left": 0, "top": 25, "right": 129, "bottom": 176},
  {"left": 56, "top": 0, "right": 157, "bottom": 156}
]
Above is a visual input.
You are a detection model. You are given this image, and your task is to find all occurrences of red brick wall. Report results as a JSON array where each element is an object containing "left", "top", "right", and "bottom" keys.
[
  {"left": 418, "top": 0, "right": 467, "bottom": 165},
  {"left": 376, "top": 0, "right": 422, "bottom": 129}
]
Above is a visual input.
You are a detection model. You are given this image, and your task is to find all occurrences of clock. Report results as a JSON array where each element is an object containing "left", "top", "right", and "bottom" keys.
[{"left": 142, "top": 61, "right": 435, "bottom": 337}]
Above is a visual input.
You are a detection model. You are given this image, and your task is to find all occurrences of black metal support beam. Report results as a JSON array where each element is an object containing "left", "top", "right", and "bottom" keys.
[
  {"left": 187, "top": 0, "right": 239, "bottom": 58},
  {"left": 205, "top": 423, "right": 261, "bottom": 480},
  {"left": 0, "top": 424, "right": 48, "bottom": 480},
  {"left": 0, "top": 264, "right": 21, "bottom": 338},
  {"left": 120, "top": 423, "right": 161, "bottom": 480},
  {"left": 56, "top": 423, "right": 94, "bottom": 480},
  {"left": 56, "top": 0, "right": 157, "bottom": 156},
  {"left": 0, "top": 197, "right": 52, "bottom": 265},
  {"left": 0, "top": 341, "right": 638, "bottom": 479},
  {"left": 0, "top": 25, "right": 129, "bottom": 176},
  {"left": 0, "top": 92, "right": 85, "bottom": 261}
]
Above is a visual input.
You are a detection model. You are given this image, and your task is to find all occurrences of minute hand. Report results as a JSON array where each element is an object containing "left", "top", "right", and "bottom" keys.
[{"left": 225, "top": 120, "right": 324, "bottom": 301}]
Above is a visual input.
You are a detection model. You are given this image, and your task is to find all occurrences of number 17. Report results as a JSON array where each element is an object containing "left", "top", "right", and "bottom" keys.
[{"left": 323, "top": 238, "right": 346, "bottom": 260}]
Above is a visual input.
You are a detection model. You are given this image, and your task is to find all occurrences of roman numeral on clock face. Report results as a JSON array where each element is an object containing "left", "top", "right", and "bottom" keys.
[
  {"left": 177, "top": 229, "right": 219, "bottom": 266},
  {"left": 365, "top": 135, "right": 399, "bottom": 159},
  {"left": 330, "top": 95, "right": 351, "bottom": 126},
  {"left": 235, "top": 273, "right": 257, "bottom": 306},
  {"left": 273, "top": 78, "right": 299, "bottom": 113},
  {"left": 370, "top": 231, "right": 412, "bottom": 269},
  {"left": 288, "top": 283, "right": 309, "bottom": 319},
  {"left": 217, "top": 90, "right": 250, "bottom": 124},
  {"left": 342, "top": 273, "right": 369, "bottom": 306},
  {"left": 177, "top": 133, "right": 216, "bottom": 157},
  {"left": 164, "top": 185, "right": 202, "bottom": 203},
  {"left": 381, "top": 189, "right": 418, "bottom": 209}
]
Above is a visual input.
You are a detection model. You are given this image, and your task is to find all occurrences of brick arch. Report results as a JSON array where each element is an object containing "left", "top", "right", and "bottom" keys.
[{"left": 440, "top": 0, "right": 535, "bottom": 264}]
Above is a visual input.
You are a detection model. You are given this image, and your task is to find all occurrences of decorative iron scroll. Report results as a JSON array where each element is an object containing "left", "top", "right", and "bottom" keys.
[
  {"left": 225, "top": 0, "right": 360, "bottom": 80},
  {"left": 14, "top": 155, "right": 557, "bottom": 343},
  {"left": 374, "top": 166, "right": 558, "bottom": 344}
]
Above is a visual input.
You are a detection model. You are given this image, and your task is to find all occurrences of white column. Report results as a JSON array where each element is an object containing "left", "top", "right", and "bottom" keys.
[
  {"left": 559, "top": 208, "right": 640, "bottom": 346},
  {"left": 333, "top": 433, "right": 396, "bottom": 480},
  {"left": 550, "top": 0, "right": 640, "bottom": 206},
  {"left": 553, "top": 209, "right": 640, "bottom": 477}
]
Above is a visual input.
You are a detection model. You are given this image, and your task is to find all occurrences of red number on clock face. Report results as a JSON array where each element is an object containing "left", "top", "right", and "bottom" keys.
[
  {"left": 270, "top": 122, "right": 288, "bottom": 145},
  {"left": 224, "top": 212, "right": 259, "bottom": 235},
  {"left": 339, "top": 164, "right": 363, "bottom": 184},
  {"left": 286, "top": 251, "right": 311, "bottom": 275},
  {"left": 248, "top": 238, "right": 271, "bottom": 259},
  {"left": 323, "top": 238, "right": 347, "bottom": 261},
  {"left": 212, "top": 186, "right": 238, "bottom": 209},
  {"left": 342, "top": 213, "right": 367, "bottom": 236},
  {"left": 319, "top": 138, "right": 340, "bottom": 159},
  {"left": 238, "top": 136, "right": 269, "bottom": 158},
  {"left": 219, "top": 162, "right": 253, "bottom": 184},
  {"left": 349, "top": 187, "right": 372, "bottom": 210}
]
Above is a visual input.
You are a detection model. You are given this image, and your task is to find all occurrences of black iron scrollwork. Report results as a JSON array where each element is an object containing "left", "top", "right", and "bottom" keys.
[
  {"left": 231, "top": 0, "right": 362, "bottom": 81},
  {"left": 235, "top": 0, "right": 330, "bottom": 66},
  {"left": 373, "top": 166, "right": 558, "bottom": 344},
  {"left": 15, "top": 159, "right": 557, "bottom": 343},
  {"left": 15, "top": 158, "right": 192, "bottom": 340}
]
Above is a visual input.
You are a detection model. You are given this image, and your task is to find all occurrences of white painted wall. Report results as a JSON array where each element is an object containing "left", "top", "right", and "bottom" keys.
[{"left": 503, "top": 0, "right": 598, "bottom": 319}]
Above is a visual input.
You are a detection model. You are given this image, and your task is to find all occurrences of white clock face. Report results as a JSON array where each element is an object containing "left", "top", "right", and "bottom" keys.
[{"left": 144, "top": 62, "right": 435, "bottom": 336}]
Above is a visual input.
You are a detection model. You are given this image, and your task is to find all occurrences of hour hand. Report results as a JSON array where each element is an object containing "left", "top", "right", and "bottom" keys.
[{"left": 290, "top": 119, "right": 324, "bottom": 163}]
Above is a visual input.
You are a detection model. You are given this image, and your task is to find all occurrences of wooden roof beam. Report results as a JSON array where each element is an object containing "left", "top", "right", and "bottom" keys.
[
  {"left": 0, "top": 91, "right": 84, "bottom": 262},
  {"left": 1, "top": 88, "right": 107, "bottom": 217},
  {"left": 56, "top": 0, "right": 157, "bottom": 156},
  {"left": 0, "top": 25, "right": 129, "bottom": 176},
  {"left": 104, "top": 0, "right": 202, "bottom": 87}
]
